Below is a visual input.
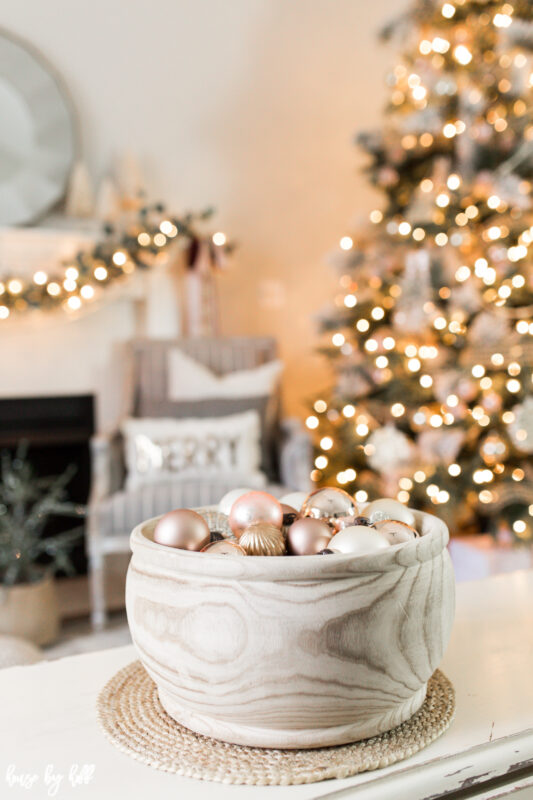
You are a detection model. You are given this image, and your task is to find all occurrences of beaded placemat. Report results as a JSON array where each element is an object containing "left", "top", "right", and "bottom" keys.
[{"left": 96, "top": 661, "right": 455, "bottom": 785}]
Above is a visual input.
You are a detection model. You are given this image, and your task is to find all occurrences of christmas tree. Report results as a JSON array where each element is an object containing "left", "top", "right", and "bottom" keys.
[{"left": 309, "top": 0, "right": 533, "bottom": 539}]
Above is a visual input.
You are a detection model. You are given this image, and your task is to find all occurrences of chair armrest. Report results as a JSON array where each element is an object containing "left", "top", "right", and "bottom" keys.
[
  {"left": 88, "top": 431, "right": 125, "bottom": 505},
  {"left": 279, "top": 418, "right": 313, "bottom": 492}
]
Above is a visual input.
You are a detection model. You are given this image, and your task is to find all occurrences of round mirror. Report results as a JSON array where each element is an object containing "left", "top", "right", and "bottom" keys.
[{"left": 0, "top": 31, "right": 76, "bottom": 226}]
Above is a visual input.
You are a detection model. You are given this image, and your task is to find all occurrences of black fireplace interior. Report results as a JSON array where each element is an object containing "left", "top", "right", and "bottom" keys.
[{"left": 0, "top": 394, "right": 94, "bottom": 576}]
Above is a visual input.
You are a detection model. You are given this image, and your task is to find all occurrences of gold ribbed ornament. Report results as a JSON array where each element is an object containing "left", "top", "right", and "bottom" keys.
[{"left": 239, "top": 523, "right": 286, "bottom": 556}]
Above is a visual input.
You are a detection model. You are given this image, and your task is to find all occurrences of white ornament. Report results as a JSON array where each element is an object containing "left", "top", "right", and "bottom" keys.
[
  {"left": 374, "top": 519, "right": 418, "bottom": 545},
  {"left": 367, "top": 426, "right": 412, "bottom": 473},
  {"left": 364, "top": 498, "right": 415, "bottom": 526},
  {"left": 329, "top": 526, "right": 390, "bottom": 555},
  {"left": 279, "top": 491, "right": 308, "bottom": 512},
  {"left": 218, "top": 488, "right": 253, "bottom": 516},
  {"left": 508, "top": 397, "right": 533, "bottom": 454}
]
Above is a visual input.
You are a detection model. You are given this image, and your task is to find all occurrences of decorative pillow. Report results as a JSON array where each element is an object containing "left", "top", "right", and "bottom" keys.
[
  {"left": 160, "top": 349, "right": 283, "bottom": 482},
  {"left": 167, "top": 349, "right": 283, "bottom": 401},
  {"left": 121, "top": 411, "right": 266, "bottom": 490}
]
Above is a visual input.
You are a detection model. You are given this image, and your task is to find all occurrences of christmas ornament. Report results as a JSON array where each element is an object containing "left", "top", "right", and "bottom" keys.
[
  {"left": 239, "top": 524, "right": 286, "bottom": 556},
  {"left": 367, "top": 426, "right": 413, "bottom": 473},
  {"left": 364, "top": 498, "right": 415, "bottom": 526},
  {"left": 373, "top": 519, "right": 418, "bottom": 545},
  {"left": 279, "top": 491, "right": 308, "bottom": 511},
  {"left": 153, "top": 509, "right": 209, "bottom": 550},
  {"left": 480, "top": 433, "right": 509, "bottom": 465},
  {"left": 333, "top": 515, "right": 372, "bottom": 532},
  {"left": 229, "top": 491, "right": 283, "bottom": 538},
  {"left": 508, "top": 397, "right": 533, "bottom": 453},
  {"left": 301, "top": 487, "right": 358, "bottom": 528},
  {"left": 201, "top": 540, "right": 246, "bottom": 556},
  {"left": 418, "top": 429, "right": 464, "bottom": 465},
  {"left": 281, "top": 504, "right": 299, "bottom": 526},
  {"left": 287, "top": 518, "right": 332, "bottom": 555},
  {"left": 218, "top": 488, "right": 254, "bottom": 516},
  {"left": 329, "top": 526, "right": 390, "bottom": 555}
]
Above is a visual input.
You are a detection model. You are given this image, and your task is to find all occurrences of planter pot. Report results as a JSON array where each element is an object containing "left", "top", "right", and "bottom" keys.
[
  {"left": 126, "top": 508, "right": 455, "bottom": 749},
  {"left": 0, "top": 572, "right": 60, "bottom": 646}
]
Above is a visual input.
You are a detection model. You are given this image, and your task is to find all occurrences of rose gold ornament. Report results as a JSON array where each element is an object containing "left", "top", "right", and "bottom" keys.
[
  {"left": 239, "top": 523, "right": 286, "bottom": 556},
  {"left": 301, "top": 487, "right": 358, "bottom": 528},
  {"left": 287, "top": 517, "right": 332, "bottom": 555},
  {"left": 201, "top": 539, "right": 246, "bottom": 556},
  {"left": 373, "top": 519, "right": 419, "bottom": 545},
  {"left": 228, "top": 491, "right": 283, "bottom": 538},
  {"left": 153, "top": 509, "right": 209, "bottom": 550}
]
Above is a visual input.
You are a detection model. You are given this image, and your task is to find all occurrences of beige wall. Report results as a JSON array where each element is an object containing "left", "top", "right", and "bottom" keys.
[{"left": 3, "top": 0, "right": 400, "bottom": 418}]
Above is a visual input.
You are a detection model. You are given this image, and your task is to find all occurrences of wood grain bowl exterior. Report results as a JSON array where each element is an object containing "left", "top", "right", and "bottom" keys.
[{"left": 126, "top": 509, "right": 455, "bottom": 748}]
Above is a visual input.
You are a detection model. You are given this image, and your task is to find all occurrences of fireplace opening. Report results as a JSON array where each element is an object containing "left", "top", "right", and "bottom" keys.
[{"left": 0, "top": 394, "right": 94, "bottom": 577}]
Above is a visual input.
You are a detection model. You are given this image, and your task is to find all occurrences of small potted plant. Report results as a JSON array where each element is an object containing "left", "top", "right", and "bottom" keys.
[{"left": 0, "top": 443, "right": 85, "bottom": 646}]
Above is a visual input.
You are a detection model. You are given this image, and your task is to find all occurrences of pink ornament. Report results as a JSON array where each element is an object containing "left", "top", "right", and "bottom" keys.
[
  {"left": 153, "top": 509, "right": 209, "bottom": 551},
  {"left": 287, "top": 518, "right": 332, "bottom": 556},
  {"left": 228, "top": 491, "right": 283, "bottom": 539}
]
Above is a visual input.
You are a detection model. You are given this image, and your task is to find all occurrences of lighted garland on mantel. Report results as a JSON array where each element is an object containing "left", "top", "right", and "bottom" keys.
[{"left": 0, "top": 204, "right": 231, "bottom": 319}]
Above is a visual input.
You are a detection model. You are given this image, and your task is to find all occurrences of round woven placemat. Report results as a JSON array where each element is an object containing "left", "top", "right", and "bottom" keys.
[{"left": 97, "top": 661, "right": 455, "bottom": 786}]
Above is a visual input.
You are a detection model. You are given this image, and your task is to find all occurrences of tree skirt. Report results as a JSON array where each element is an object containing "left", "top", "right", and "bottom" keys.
[{"left": 97, "top": 661, "right": 455, "bottom": 786}]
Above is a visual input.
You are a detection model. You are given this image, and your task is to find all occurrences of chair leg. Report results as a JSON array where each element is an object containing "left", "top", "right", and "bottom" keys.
[{"left": 89, "top": 550, "right": 107, "bottom": 630}]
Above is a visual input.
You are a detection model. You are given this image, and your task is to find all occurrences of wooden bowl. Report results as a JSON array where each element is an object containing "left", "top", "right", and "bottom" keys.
[{"left": 126, "top": 508, "right": 454, "bottom": 749}]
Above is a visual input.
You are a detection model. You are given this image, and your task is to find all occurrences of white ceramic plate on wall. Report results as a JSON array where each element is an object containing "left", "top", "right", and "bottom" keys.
[{"left": 0, "top": 30, "right": 76, "bottom": 225}]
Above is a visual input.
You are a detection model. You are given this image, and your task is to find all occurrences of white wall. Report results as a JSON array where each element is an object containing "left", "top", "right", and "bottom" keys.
[{"left": 1, "top": 0, "right": 400, "bottom": 418}]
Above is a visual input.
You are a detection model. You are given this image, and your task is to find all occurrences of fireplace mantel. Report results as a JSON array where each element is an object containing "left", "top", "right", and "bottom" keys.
[{"left": 0, "top": 223, "right": 182, "bottom": 432}]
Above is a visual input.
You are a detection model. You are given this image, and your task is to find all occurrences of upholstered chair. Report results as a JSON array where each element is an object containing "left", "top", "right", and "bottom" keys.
[{"left": 87, "top": 337, "right": 311, "bottom": 628}]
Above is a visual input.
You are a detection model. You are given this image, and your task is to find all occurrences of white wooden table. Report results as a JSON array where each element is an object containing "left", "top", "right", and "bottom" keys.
[{"left": 1, "top": 571, "right": 532, "bottom": 800}]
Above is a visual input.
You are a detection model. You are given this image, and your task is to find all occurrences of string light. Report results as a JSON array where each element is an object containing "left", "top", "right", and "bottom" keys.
[
  {"left": 80, "top": 285, "right": 95, "bottom": 300},
  {"left": 212, "top": 232, "right": 226, "bottom": 246},
  {"left": 94, "top": 266, "right": 108, "bottom": 281},
  {"left": 320, "top": 436, "right": 333, "bottom": 450},
  {"left": 7, "top": 279, "right": 22, "bottom": 294},
  {"left": 391, "top": 403, "right": 405, "bottom": 417},
  {"left": 442, "top": 3, "right": 455, "bottom": 18},
  {"left": 33, "top": 271, "right": 48, "bottom": 285},
  {"left": 454, "top": 45, "right": 472, "bottom": 65},
  {"left": 340, "top": 236, "right": 353, "bottom": 250},
  {"left": 314, "top": 400, "right": 327, "bottom": 413},
  {"left": 112, "top": 251, "right": 127, "bottom": 266}
]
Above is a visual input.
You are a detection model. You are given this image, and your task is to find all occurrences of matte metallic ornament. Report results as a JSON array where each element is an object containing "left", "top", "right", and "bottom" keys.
[
  {"left": 218, "top": 487, "right": 254, "bottom": 516},
  {"left": 153, "top": 509, "right": 209, "bottom": 551},
  {"left": 329, "top": 525, "right": 390, "bottom": 555},
  {"left": 279, "top": 491, "right": 308, "bottom": 511},
  {"left": 287, "top": 517, "right": 332, "bottom": 555},
  {"left": 364, "top": 498, "right": 415, "bottom": 526},
  {"left": 229, "top": 491, "right": 283, "bottom": 538},
  {"left": 201, "top": 539, "right": 247, "bottom": 556},
  {"left": 301, "top": 487, "right": 358, "bottom": 528},
  {"left": 239, "top": 523, "right": 286, "bottom": 556},
  {"left": 373, "top": 519, "right": 418, "bottom": 545}
]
